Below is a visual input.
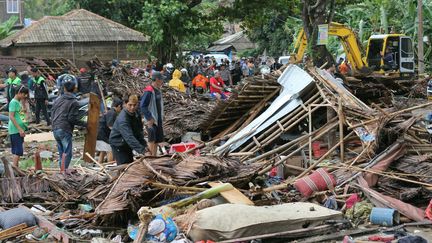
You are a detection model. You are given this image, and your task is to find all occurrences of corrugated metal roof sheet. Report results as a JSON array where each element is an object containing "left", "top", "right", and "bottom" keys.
[
  {"left": 0, "top": 9, "right": 148, "bottom": 47},
  {"left": 213, "top": 31, "right": 245, "bottom": 45},
  {"left": 206, "top": 44, "right": 233, "bottom": 52}
]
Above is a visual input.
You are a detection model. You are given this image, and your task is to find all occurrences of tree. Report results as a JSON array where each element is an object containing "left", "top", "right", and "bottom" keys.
[
  {"left": 137, "top": 0, "right": 223, "bottom": 63},
  {"left": 217, "top": 0, "right": 302, "bottom": 57},
  {"left": 66, "top": 0, "right": 223, "bottom": 63},
  {"left": 24, "top": 0, "right": 71, "bottom": 20},
  {"left": 0, "top": 16, "right": 18, "bottom": 40}
]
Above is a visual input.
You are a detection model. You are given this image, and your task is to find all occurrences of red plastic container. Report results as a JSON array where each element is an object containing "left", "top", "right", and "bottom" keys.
[
  {"left": 312, "top": 141, "right": 328, "bottom": 158},
  {"left": 294, "top": 168, "right": 336, "bottom": 197},
  {"left": 169, "top": 143, "right": 200, "bottom": 156}
]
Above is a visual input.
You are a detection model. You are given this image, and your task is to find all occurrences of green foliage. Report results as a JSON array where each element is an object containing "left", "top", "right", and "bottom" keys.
[
  {"left": 137, "top": 0, "right": 223, "bottom": 62},
  {"left": 338, "top": 0, "right": 432, "bottom": 71},
  {"left": 66, "top": 0, "right": 222, "bottom": 63},
  {"left": 218, "top": 0, "right": 301, "bottom": 57},
  {"left": 0, "top": 16, "right": 18, "bottom": 40},
  {"left": 24, "top": 0, "right": 72, "bottom": 20}
]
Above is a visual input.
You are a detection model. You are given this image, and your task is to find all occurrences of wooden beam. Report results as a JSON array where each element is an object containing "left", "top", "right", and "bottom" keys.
[
  {"left": 0, "top": 225, "right": 37, "bottom": 240},
  {"left": 208, "top": 182, "right": 254, "bottom": 205},
  {"left": 83, "top": 93, "right": 100, "bottom": 162}
]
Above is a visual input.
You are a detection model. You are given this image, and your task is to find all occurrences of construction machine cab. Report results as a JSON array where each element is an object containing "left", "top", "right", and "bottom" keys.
[
  {"left": 291, "top": 22, "right": 415, "bottom": 78},
  {"left": 366, "top": 34, "right": 415, "bottom": 76}
]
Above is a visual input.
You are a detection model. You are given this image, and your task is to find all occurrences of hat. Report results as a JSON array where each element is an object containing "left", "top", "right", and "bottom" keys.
[
  {"left": 79, "top": 68, "right": 87, "bottom": 73},
  {"left": 151, "top": 71, "right": 163, "bottom": 81},
  {"left": 6, "top": 67, "right": 17, "bottom": 74}
]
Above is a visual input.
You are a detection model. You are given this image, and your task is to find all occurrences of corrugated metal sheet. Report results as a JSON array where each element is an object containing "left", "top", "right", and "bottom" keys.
[
  {"left": 206, "top": 44, "right": 233, "bottom": 52},
  {"left": 210, "top": 31, "right": 256, "bottom": 52},
  {"left": 213, "top": 31, "right": 245, "bottom": 45},
  {"left": 0, "top": 9, "right": 148, "bottom": 47}
]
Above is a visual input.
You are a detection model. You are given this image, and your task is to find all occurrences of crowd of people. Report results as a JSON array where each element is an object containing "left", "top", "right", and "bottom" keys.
[
  {"left": 0, "top": 64, "right": 168, "bottom": 170},
  {"left": 147, "top": 55, "right": 279, "bottom": 100},
  {"left": 0, "top": 54, "right": 282, "bottom": 171}
]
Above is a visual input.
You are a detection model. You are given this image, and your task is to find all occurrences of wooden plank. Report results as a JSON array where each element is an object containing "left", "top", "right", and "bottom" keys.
[
  {"left": 0, "top": 225, "right": 36, "bottom": 240},
  {"left": 83, "top": 93, "right": 100, "bottom": 162},
  {"left": 0, "top": 223, "right": 27, "bottom": 237},
  {"left": 208, "top": 182, "right": 254, "bottom": 205}
]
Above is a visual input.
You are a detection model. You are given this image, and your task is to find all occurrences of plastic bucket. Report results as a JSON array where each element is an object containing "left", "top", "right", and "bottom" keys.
[
  {"left": 370, "top": 208, "right": 400, "bottom": 226},
  {"left": 294, "top": 168, "right": 336, "bottom": 197}
]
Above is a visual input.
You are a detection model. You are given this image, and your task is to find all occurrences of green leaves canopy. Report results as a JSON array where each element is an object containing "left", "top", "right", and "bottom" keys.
[{"left": 0, "top": 16, "right": 18, "bottom": 40}]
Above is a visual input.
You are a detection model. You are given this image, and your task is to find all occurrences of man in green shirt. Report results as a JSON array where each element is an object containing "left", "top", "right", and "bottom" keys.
[
  {"left": 8, "top": 86, "right": 29, "bottom": 167},
  {"left": 4, "top": 67, "right": 21, "bottom": 103}
]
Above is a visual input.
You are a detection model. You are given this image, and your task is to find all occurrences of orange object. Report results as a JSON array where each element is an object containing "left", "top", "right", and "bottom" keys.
[
  {"left": 60, "top": 153, "right": 66, "bottom": 173},
  {"left": 339, "top": 62, "right": 349, "bottom": 75},
  {"left": 192, "top": 74, "right": 208, "bottom": 89},
  {"left": 34, "top": 151, "right": 42, "bottom": 171}
]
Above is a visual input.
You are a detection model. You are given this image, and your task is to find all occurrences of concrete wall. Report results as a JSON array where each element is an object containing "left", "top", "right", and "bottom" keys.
[
  {"left": 0, "top": 0, "right": 24, "bottom": 26},
  {"left": 2, "top": 41, "right": 147, "bottom": 62}
]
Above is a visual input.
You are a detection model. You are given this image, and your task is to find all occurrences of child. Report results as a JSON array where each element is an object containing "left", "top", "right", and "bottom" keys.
[{"left": 8, "top": 86, "right": 29, "bottom": 167}]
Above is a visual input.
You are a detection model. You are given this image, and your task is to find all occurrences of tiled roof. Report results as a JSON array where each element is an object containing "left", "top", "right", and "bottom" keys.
[{"left": 0, "top": 9, "right": 148, "bottom": 47}]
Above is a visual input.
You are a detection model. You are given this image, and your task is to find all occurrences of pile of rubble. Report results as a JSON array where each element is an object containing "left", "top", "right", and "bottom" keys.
[{"left": 1, "top": 64, "right": 432, "bottom": 242}]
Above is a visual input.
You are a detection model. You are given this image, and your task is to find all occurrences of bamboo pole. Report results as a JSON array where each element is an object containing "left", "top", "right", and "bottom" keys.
[
  {"left": 350, "top": 102, "right": 432, "bottom": 129},
  {"left": 261, "top": 131, "right": 354, "bottom": 192},
  {"left": 338, "top": 98, "right": 345, "bottom": 163},
  {"left": 256, "top": 121, "right": 340, "bottom": 175},
  {"left": 239, "top": 99, "right": 324, "bottom": 161},
  {"left": 337, "top": 141, "right": 403, "bottom": 188},
  {"left": 327, "top": 165, "right": 432, "bottom": 187},
  {"left": 246, "top": 120, "right": 338, "bottom": 165},
  {"left": 84, "top": 153, "right": 113, "bottom": 179},
  {"left": 295, "top": 131, "right": 354, "bottom": 180},
  {"left": 239, "top": 92, "right": 321, "bottom": 153},
  {"left": 348, "top": 143, "right": 371, "bottom": 166},
  {"left": 308, "top": 104, "right": 313, "bottom": 164}
]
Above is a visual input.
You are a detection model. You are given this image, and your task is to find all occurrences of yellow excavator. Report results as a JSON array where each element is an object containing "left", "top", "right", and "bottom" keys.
[{"left": 291, "top": 22, "right": 415, "bottom": 78}]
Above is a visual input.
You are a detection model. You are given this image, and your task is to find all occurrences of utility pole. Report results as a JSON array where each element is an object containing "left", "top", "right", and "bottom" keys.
[{"left": 418, "top": 0, "right": 425, "bottom": 74}]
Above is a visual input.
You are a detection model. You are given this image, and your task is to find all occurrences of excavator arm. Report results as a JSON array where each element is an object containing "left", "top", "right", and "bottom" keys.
[{"left": 291, "top": 22, "right": 368, "bottom": 73}]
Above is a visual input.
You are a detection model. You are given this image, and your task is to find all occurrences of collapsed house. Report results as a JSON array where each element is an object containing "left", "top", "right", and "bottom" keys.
[{"left": 0, "top": 64, "right": 431, "bottom": 242}]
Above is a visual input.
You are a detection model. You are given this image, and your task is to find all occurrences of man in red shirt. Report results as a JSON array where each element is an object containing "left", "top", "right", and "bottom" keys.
[{"left": 210, "top": 70, "right": 227, "bottom": 100}]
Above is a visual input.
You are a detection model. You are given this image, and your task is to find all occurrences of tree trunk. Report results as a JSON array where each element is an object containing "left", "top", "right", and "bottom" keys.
[{"left": 302, "top": 0, "right": 335, "bottom": 67}]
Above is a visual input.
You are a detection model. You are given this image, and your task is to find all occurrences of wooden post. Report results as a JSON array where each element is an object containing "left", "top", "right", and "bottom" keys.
[
  {"left": 96, "top": 78, "right": 107, "bottom": 113},
  {"left": 308, "top": 105, "right": 313, "bottom": 164},
  {"left": 83, "top": 93, "right": 100, "bottom": 162},
  {"left": 338, "top": 98, "right": 344, "bottom": 163},
  {"left": 418, "top": 0, "right": 425, "bottom": 74},
  {"left": 327, "top": 107, "right": 337, "bottom": 150}
]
